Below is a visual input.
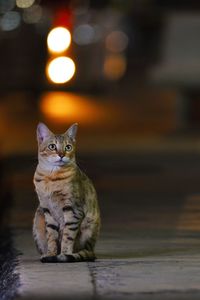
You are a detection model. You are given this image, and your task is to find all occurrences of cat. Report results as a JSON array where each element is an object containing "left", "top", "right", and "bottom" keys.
[{"left": 33, "top": 123, "right": 100, "bottom": 263}]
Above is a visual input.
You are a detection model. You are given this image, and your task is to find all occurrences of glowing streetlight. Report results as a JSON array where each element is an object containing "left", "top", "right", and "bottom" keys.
[
  {"left": 46, "top": 56, "right": 75, "bottom": 84},
  {"left": 47, "top": 26, "right": 71, "bottom": 54}
]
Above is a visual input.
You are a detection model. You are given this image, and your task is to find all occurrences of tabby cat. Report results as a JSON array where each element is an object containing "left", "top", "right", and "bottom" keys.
[{"left": 33, "top": 123, "right": 100, "bottom": 263}]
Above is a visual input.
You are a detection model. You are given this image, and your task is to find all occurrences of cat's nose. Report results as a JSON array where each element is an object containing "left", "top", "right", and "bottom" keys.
[{"left": 59, "top": 153, "right": 65, "bottom": 158}]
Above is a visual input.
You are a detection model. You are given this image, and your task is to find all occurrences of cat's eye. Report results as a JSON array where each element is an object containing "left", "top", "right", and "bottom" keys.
[
  {"left": 48, "top": 143, "right": 57, "bottom": 151},
  {"left": 65, "top": 144, "right": 72, "bottom": 152}
]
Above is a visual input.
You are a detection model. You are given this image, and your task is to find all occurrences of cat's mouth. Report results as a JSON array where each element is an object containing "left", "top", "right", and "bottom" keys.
[
  {"left": 54, "top": 158, "right": 69, "bottom": 166},
  {"left": 55, "top": 160, "right": 66, "bottom": 166}
]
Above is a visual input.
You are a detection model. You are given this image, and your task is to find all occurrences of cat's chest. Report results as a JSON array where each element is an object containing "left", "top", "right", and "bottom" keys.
[
  {"left": 38, "top": 178, "right": 70, "bottom": 192},
  {"left": 36, "top": 180, "right": 73, "bottom": 225},
  {"left": 36, "top": 178, "right": 73, "bottom": 202},
  {"left": 35, "top": 176, "right": 72, "bottom": 213},
  {"left": 48, "top": 197, "right": 64, "bottom": 225},
  {"left": 34, "top": 168, "right": 82, "bottom": 214}
]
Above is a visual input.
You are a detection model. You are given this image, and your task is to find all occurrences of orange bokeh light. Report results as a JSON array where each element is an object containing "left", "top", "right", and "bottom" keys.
[
  {"left": 103, "top": 54, "right": 127, "bottom": 80},
  {"left": 39, "top": 92, "right": 105, "bottom": 123}
]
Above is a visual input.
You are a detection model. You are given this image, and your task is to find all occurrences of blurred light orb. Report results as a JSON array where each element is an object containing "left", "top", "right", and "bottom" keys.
[
  {"left": 1, "top": 11, "right": 21, "bottom": 31},
  {"left": 40, "top": 92, "right": 78, "bottom": 120},
  {"left": 40, "top": 92, "right": 107, "bottom": 125},
  {"left": 106, "top": 30, "right": 129, "bottom": 53},
  {"left": 0, "top": 0, "right": 15, "bottom": 14},
  {"left": 46, "top": 57, "right": 76, "bottom": 84},
  {"left": 23, "top": 4, "right": 42, "bottom": 24},
  {"left": 73, "top": 24, "right": 98, "bottom": 45},
  {"left": 40, "top": 92, "right": 103, "bottom": 124},
  {"left": 47, "top": 27, "right": 71, "bottom": 54},
  {"left": 16, "top": 0, "right": 35, "bottom": 9},
  {"left": 103, "top": 54, "right": 127, "bottom": 80}
]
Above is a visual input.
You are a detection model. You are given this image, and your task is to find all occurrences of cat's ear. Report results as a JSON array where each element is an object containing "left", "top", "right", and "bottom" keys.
[
  {"left": 65, "top": 123, "right": 78, "bottom": 141},
  {"left": 37, "top": 123, "right": 52, "bottom": 144}
]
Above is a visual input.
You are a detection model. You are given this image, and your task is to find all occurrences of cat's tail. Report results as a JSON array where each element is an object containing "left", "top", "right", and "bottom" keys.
[{"left": 41, "top": 249, "right": 96, "bottom": 263}]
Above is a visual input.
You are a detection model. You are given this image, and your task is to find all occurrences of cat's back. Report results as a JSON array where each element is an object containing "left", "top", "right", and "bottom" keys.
[{"left": 78, "top": 168, "right": 99, "bottom": 207}]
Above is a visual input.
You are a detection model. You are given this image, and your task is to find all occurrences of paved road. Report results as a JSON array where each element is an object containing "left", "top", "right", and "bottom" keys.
[{"left": 3, "top": 153, "right": 200, "bottom": 299}]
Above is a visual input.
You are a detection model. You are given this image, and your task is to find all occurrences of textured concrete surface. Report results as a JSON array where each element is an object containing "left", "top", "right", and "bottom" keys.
[
  {"left": 5, "top": 153, "right": 200, "bottom": 299},
  {"left": 14, "top": 230, "right": 94, "bottom": 300},
  {"left": 14, "top": 228, "right": 200, "bottom": 300}
]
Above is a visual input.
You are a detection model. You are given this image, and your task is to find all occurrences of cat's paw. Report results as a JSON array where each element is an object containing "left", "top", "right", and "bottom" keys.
[
  {"left": 57, "top": 253, "right": 76, "bottom": 263},
  {"left": 40, "top": 254, "right": 57, "bottom": 263}
]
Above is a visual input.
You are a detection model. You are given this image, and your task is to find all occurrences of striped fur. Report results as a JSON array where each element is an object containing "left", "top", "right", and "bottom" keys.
[{"left": 33, "top": 123, "right": 100, "bottom": 263}]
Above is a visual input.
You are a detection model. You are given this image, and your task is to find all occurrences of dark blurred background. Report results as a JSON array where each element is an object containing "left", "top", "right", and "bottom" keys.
[
  {"left": 1, "top": 0, "right": 200, "bottom": 232},
  {"left": 1, "top": 0, "right": 200, "bottom": 155}
]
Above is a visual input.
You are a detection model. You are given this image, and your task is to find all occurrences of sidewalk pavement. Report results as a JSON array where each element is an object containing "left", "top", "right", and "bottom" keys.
[
  {"left": 5, "top": 153, "right": 200, "bottom": 299},
  {"left": 14, "top": 228, "right": 200, "bottom": 300}
]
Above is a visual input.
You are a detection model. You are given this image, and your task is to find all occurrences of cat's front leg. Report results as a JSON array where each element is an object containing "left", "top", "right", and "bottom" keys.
[
  {"left": 60, "top": 204, "right": 82, "bottom": 255},
  {"left": 42, "top": 207, "right": 59, "bottom": 258}
]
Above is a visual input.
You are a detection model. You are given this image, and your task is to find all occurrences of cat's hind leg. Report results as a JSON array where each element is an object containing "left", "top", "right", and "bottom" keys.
[
  {"left": 68, "top": 227, "right": 98, "bottom": 262},
  {"left": 33, "top": 206, "right": 47, "bottom": 255},
  {"left": 42, "top": 221, "right": 98, "bottom": 263}
]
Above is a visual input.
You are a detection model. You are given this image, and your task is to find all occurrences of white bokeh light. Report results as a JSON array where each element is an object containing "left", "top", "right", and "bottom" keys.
[
  {"left": 73, "top": 24, "right": 102, "bottom": 45},
  {"left": 46, "top": 57, "right": 76, "bottom": 84},
  {"left": 1, "top": 11, "right": 21, "bottom": 31},
  {"left": 16, "top": 0, "right": 35, "bottom": 9},
  {"left": 47, "top": 27, "right": 71, "bottom": 53},
  {"left": 23, "top": 4, "right": 42, "bottom": 24}
]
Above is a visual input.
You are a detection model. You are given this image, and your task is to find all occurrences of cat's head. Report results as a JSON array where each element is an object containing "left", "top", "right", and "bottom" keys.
[{"left": 36, "top": 123, "right": 78, "bottom": 169}]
